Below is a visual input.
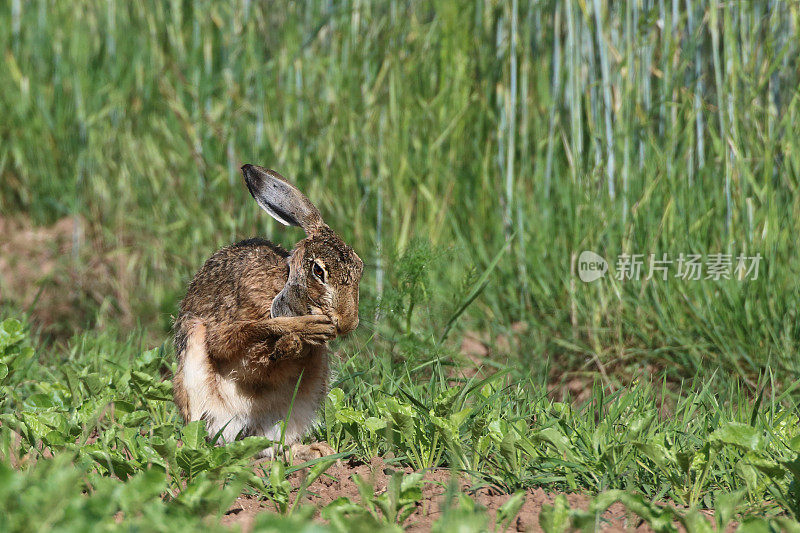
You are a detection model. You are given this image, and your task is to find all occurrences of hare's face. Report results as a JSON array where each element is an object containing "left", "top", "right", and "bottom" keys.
[
  {"left": 297, "top": 229, "right": 363, "bottom": 335},
  {"left": 242, "top": 164, "right": 364, "bottom": 335}
]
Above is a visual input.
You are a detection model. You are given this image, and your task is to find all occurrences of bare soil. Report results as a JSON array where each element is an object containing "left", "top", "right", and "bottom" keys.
[
  {"left": 0, "top": 215, "right": 127, "bottom": 338},
  {"left": 221, "top": 457, "right": 664, "bottom": 532}
]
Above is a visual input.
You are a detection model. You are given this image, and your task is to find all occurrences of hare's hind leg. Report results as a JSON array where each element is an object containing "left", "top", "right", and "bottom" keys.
[
  {"left": 172, "top": 364, "right": 190, "bottom": 423},
  {"left": 173, "top": 324, "right": 192, "bottom": 421},
  {"left": 179, "top": 323, "right": 246, "bottom": 441},
  {"left": 181, "top": 323, "right": 214, "bottom": 422}
]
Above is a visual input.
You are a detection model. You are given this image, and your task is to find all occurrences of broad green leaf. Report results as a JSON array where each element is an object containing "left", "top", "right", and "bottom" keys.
[
  {"left": 400, "top": 472, "right": 423, "bottom": 495},
  {"left": 323, "top": 496, "right": 363, "bottom": 515},
  {"left": 176, "top": 448, "right": 210, "bottom": 479},
  {"left": 377, "top": 397, "right": 416, "bottom": 441},
  {"left": 735, "top": 518, "right": 775, "bottom": 533},
  {"left": 269, "top": 460, "right": 288, "bottom": 492},
  {"left": 134, "top": 348, "right": 162, "bottom": 373},
  {"left": 736, "top": 462, "right": 759, "bottom": 493},
  {"left": 714, "top": 490, "right": 744, "bottom": 531},
  {"left": 176, "top": 470, "right": 243, "bottom": 515},
  {"left": 327, "top": 388, "right": 345, "bottom": 408},
  {"left": 118, "top": 468, "right": 167, "bottom": 512},
  {"left": 20, "top": 412, "right": 50, "bottom": 445},
  {"left": 432, "top": 387, "right": 459, "bottom": 415},
  {"left": 770, "top": 518, "right": 800, "bottom": 533},
  {"left": 0, "top": 414, "right": 31, "bottom": 445},
  {"left": 120, "top": 410, "right": 149, "bottom": 427},
  {"left": 633, "top": 442, "right": 677, "bottom": 472},
  {"left": 81, "top": 372, "right": 106, "bottom": 395},
  {"left": 335, "top": 407, "right": 366, "bottom": 425},
  {"left": 538, "top": 427, "right": 575, "bottom": 461},
  {"left": 495, "top": 490, "right": 526, "bottom": 529},
  {"left": 487, "top": 419, "right": 506, "bottom": 443},
  {"left": 429, "top": 412, "right": 458, "bottom": 441},
  {"left": 628, "top": 413, "right": 655, "bottom": 435},
  {"left": 499, "top": 428, "right": 519, "bottom": 471},
  {"left": 709, "top": 422, "right": 764, "bottom": 452},
  {"left": 676, "top": 450, "right": 694, "bottom": 475},
  {"left": 550, "top": 402, "right": 573, "bottom": 419},
  {"left": 150, "top": 436, "right": 177, "bottom": 464},
  {"left": 351, "top": 474, "right": 376, "bottom": 514},
  {"left": 44, "top": 430, "right": 67, "bottom": 447},
  {"left": 181, "top": 420, "right": 207, "bottom": 449},
  {"left": 223, "top": 436, "right": 274, "bottom": 460},
  {"left": 680, "top": 509, "right": 714, "bottom": 533},
  {"left": 365, "top": 416, "right": 387, "bottom": 432},
  {"left": 539, "top": 494, "right": 570, "bottom": 533},
  {"left": 322, "top": 497, "right": 376, "bottom": 530},
  {"left": 781, "top": 457, "right": 800, "bottom": 481},
  {"left": 130, "top": 371, "right": 172, "bottom": 400},
  {"left": 23, "top": 393, "right": 56, "bottom": 411},
  {"left": 87, "top": 449, "right": 137, "bottom": 480},
  {"left": 743, "top": 452, "right": 784, "bottom": 478},
  {"left": 143, "top": 381, "right": 173, "bottom": 401},
  {"left": 113, "top": 400, "right": 136, "bottom": 415},
  {"left": 0, "top": 319, "right": 24, "bottom": 353},
  {"left": 449, "top": 407, "right": 471, "bottom": 429},
  {"left": 253, "top": 507, "right": 329, "bottom": 532}
]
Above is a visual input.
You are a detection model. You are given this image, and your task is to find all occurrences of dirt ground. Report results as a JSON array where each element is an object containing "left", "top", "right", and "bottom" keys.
[
  {"left": 221, "top": 456, "right": 676, "bottom": 532},
  {"left": 0, "top": 215, "right": 128, "bottom": 338}
]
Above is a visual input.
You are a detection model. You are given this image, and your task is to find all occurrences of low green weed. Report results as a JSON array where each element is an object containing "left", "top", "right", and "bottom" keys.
[
  {"left": 322, "top": 471, "right": 424, "bottom": 529},
  {"left": 1, "top": 299, "right": 800, "bottom": 531}
]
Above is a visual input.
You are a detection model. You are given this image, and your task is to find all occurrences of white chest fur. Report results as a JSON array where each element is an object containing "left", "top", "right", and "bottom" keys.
[{"left": 181, "top": 324, "right": 328, "bottom": 450}]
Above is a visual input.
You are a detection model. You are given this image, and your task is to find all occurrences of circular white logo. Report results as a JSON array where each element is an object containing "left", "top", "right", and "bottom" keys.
[{"left": 578, "top": 251, "right": 608, "bottom": 282}]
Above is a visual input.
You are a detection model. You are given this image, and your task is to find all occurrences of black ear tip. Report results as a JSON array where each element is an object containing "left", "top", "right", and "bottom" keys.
[{"left": 241, "top": 165, "right": 260, "bottom": 199}]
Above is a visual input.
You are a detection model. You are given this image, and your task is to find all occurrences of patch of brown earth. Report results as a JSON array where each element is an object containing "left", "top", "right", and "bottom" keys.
[
  {"left": 221, "top": 457, "right": 661, "bottom": 532},
  {"left": 0, "top": 215, "right": 129, "bottom": 338}
]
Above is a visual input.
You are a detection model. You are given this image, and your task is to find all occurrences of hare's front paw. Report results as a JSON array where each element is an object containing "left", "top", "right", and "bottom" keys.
[
  {"left": 292, "top": 314, "right": 336, "bottom": 345},
  {"left": 272, "top": 333, "right": 304, "bottom": 360}
]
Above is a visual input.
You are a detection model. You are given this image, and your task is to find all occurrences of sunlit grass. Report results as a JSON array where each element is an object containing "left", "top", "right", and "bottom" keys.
[{"left": 1, "top": 1, "right": 798, "bottom": 382}]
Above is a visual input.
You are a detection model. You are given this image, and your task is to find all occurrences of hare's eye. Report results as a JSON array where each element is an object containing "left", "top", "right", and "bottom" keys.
[{"left": 312, "top": 262, "right": 326, "bottom": 283}]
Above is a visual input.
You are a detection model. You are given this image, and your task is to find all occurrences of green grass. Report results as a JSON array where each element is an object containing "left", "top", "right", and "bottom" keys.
[
  {"left": 1, "top": 0, "right": 800, "bottom": 530},
  {"left": 1, "top": 310, "right": 799, "bottom": 531}
]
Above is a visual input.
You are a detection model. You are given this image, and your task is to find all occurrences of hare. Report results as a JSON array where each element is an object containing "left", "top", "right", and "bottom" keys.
[{"left": 172, "top": 164, "right": 363, "bottom": 458}]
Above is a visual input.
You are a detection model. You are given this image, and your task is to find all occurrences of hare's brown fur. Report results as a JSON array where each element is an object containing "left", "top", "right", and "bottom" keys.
[{"left": 172, "top": 166, "right": 362, "bottom": 452}]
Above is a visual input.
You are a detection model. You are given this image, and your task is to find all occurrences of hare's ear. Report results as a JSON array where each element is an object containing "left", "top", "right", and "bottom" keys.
[{"left": 241, "top": 164, "right": 325, "bottom": 236}]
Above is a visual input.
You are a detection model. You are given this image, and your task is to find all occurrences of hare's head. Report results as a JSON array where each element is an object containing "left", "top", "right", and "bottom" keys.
[{"left": 242, "top": 164, "right": 363, "bottom": 335}]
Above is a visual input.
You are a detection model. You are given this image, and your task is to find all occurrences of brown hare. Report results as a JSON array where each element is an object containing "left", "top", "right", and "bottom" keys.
[{"left": 172, "top": 164, "right": 363, "bottom": 458}]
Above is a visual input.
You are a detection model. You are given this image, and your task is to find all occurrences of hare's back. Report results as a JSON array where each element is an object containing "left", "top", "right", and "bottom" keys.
[{"left": 179, "top": 237, "right": 290, "bottom": 321}]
